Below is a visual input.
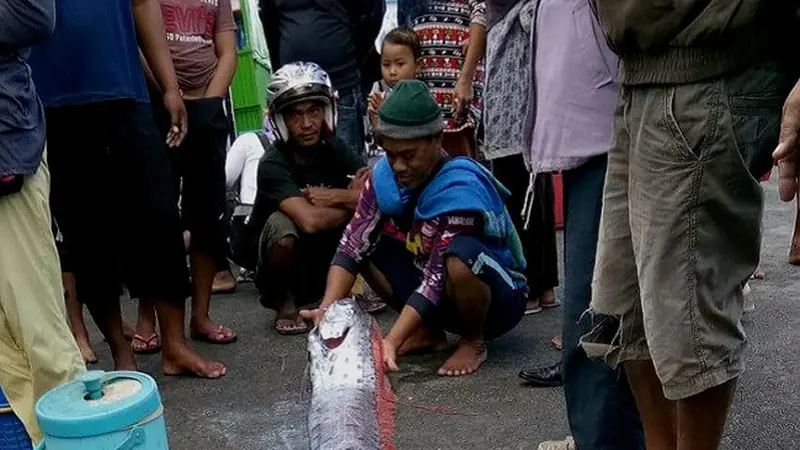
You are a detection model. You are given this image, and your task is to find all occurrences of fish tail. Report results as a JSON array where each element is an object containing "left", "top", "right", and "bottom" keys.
[{"left": 371, "top": 320, "right": 397, "bottom": 450}]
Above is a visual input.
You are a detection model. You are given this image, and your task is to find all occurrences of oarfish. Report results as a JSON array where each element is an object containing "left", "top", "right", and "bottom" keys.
[{"left": 307, "top": 298, "right": 396, "bottom": 450}]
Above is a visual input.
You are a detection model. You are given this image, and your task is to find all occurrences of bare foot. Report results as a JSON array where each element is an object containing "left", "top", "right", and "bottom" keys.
[
  {"left": 190, "top": 320, "right": 237, "bottom": 344},
  {"left": 437, "top": 339, "right": 487, "bottom": 377},
  {"left": 162, "top": 343, "right": 226, "bottom": 379},
  {"left": 397, "top": 327, "right": 449, "bottom": 356},
  {"left": 109, "top": 340, "right": 138, "bottom": 371},
  {"left": 122, "top": 322, "right": 136, "bottom": 342},
  {"left": 750, "top": 266, "right": 765, "bottom": 280},
  {"left": 551, "top": 334, "right": 563, "bottom": 351},
  {"left": 791, "top": 240, "right": 800, "bottom": 265},
  {"left": 212, "top": 270, "right": 237, "bottom": 294},
  {"left": 539, "top": 289, "right": 560, "bottom": 308}
]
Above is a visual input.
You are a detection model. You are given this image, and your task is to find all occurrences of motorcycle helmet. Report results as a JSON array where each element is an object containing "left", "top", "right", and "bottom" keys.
[{"left": 266, "top": 62, "right": 336, "bottom": 143}]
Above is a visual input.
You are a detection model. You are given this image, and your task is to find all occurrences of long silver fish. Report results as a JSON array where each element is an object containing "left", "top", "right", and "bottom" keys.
[{"left": 307, "top": 298, "right": 396, "bottom": 450}]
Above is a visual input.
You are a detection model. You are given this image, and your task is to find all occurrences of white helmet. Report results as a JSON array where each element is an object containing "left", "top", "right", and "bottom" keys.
[{"left": 266, "top": 62, "right": 337, "bottom": 143}]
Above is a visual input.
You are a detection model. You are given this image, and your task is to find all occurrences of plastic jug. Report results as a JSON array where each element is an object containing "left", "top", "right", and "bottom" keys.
[
  {"left": 0, "top": 385, "right": 33, "bottom": 449},
  {"left": 34, "top": 371, "right": 169, "bottom": 450}
]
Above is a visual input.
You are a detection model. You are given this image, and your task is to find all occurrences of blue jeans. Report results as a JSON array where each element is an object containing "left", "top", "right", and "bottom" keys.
[
  {"left": 561, "top": 155, "right": 644, "bottom": 450},
  {"left": 336, "top": 85, "right": 366, "bottom": 160}
]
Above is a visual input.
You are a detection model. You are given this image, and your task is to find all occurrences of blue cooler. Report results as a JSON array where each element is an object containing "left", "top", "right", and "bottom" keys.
[
  {"left": 34, "top": 371, "right": 169, "bottom": 450},
  {"left": 0, "top": 386, "right": 33, "bottom": 449}
]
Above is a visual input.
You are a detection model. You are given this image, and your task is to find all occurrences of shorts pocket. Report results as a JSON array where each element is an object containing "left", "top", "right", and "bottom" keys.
[{"left": 662, "top": 81, "right": 723, "bottom": 162}]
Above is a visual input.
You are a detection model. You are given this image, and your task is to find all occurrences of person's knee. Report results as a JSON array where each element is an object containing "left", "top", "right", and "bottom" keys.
[
  {"left": 445, "top": 255, "right": 474, "bottom": 284},
  {"left": 267, "top": 235, "right": 297, "bottom": 267}
]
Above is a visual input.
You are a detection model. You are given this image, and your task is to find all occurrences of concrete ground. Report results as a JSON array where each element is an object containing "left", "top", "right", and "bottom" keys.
[{"left": 87, "top": 178, "right": 799, "bottom": 449}]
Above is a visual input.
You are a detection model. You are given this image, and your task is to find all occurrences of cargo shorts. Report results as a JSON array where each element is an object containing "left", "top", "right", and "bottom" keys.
[{"left": 581, "top": 60, "right": 789, "bottom": 400}]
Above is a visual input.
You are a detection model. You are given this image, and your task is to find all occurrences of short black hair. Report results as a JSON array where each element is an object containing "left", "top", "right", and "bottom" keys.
[{"left": 382, "top": 27, "right": 422, "bottom": 60}]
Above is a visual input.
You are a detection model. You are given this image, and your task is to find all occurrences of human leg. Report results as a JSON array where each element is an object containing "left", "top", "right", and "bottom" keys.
[
  {"left": 0, "top": 160, "right": 86, "bottom": 443},
  {"left": 336, "top": 86, "right": 367, "bottom": 159},
  {"left": 174, "top": 98, "right": 237, "bottom": 343},
  {"left": 45, "top": 103, "right": 135, "bottom": 370},
  {"left": 561, "top": 155, "right": 643, "bottom": 449},
  {"left": 112, "top": 101, "right": 225, "bottom": 378}
]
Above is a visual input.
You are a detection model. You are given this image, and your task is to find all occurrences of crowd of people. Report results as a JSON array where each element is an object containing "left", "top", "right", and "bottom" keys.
[{"left": 2, "top": 0, "right": 800, "bottom": 449}]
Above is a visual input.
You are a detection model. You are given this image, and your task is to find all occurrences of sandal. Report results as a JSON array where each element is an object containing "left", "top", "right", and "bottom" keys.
[
  {"left": 274, "top": 315, "right": 308, "bottom": 335},
  {"left": 190, "top": 325, "right": 238, "bottom": 345},
  {"left": 355, "top": 294, "right": 387, "bottom": 315},
  {"left": 132, "top": 333, "right": 162, "bottom": 355}
]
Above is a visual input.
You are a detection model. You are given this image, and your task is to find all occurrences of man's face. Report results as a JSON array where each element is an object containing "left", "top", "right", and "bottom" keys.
[
  {"left": 382, "top": 135, "right": 441, "bottom": 189},
  {"left": 284, "top": 100, "right": 325, "bottom": 147}
]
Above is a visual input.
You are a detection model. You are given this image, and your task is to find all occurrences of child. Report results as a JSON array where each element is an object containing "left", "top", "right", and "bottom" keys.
[{"left": 365, "top": 27, "right": 423, "bottom": 160}]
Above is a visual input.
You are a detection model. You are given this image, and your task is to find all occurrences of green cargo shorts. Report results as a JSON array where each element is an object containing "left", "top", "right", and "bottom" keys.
[{"left": 581, "top": 60, "right": 789, "bottom": 400}]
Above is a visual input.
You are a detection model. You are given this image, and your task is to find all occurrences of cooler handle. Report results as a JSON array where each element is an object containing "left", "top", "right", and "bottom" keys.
[{"left": 34, "top": 428, "right": 145, "bottom": 450}]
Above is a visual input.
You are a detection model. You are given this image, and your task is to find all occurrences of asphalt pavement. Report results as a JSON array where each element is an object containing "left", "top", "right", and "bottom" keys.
[{"left": 86, "top": 176, "right": 800, "bottom": 449}]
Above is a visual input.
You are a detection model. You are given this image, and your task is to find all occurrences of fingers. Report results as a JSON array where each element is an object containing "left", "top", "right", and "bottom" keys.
[
  {"left": 299, "top": 309, "right": 322, "bottom": 326},
  {"left": 774, "top": 80, "right": 800, "bottom": 201},
  {"left": 777, "top": 159, "right": 799, "bottom": 202},
  {"left": 385, "top": 355, "right": 399, "bottom": 372}
]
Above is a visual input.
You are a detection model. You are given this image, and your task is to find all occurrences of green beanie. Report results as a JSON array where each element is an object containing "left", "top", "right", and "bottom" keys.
[{"left": 375, "top": 80, "right": 444, "bottom": 139}]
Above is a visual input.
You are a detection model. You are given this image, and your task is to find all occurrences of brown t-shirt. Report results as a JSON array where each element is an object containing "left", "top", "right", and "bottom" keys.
[{"left": 160, "top": 0, "right": 237, "bottom": 91}]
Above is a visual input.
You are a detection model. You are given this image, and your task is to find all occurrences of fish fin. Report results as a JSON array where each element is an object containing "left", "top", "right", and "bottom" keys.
[{"left": 371, "top": 319, "right": 397, "bottom": 450}]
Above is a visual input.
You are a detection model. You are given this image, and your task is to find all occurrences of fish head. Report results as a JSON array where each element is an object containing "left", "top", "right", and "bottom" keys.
[
  {"left": 308, "top": 297, "right": 377, "bottom": 391},
  {"left": 316, "top": 297, "right": 370, "bottom": 350}
]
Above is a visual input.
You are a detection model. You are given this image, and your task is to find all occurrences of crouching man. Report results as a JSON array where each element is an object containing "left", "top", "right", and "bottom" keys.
[
  {"left": 250, "top": 62, "right": 376, "bottom": 335},
  {"left": 302, "top": 80, "right": 528, "bottom": 376}
]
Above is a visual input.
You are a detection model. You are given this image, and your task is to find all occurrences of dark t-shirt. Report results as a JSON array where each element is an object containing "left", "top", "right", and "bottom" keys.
[
  {"left": 250, "top": 137, "right": 364, "bottom": 236},
  {"left": 28, "top": 0, "right": 148, "bottom": 107},
  {"left": 263, "top": 0, "right": 359, "bottom": 91}
]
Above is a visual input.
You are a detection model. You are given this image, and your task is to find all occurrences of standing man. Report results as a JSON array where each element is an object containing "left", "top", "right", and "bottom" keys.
[
  {"left": 584, "top": 2, "right": 795, "bottom": 449},
  {"left": 0, "top": 0, "right": 86, "bottom": 444},
  {"left": 134, "top": 0, "right": 240, "bottom": 352},
  {"left": 28, "top": 0, "right": 226, "bottom": 378},
  {"left": 258, "top": 0, "right": 385, "bottom": 155}
]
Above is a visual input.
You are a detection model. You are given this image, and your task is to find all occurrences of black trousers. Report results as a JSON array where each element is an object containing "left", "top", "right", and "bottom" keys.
[
  {"left": 492, "top": 154, "right": 559, "bottom": 298},
  {"left": 46, "top": 100, "right": 190, "bottom": 306},
  {"left": 151, "top": 96, "right": 231, "bottom": 264}
]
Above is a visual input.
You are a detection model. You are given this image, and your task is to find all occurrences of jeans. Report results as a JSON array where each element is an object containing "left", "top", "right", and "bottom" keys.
[
  {"left": 561, "top": 155, "right": 644, "bottom": 450},
  {"left": 336, "top": 85, "right": 366, "bottom": 160}
]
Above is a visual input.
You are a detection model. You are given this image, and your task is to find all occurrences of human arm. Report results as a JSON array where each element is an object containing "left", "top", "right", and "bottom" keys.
[
  {"left": 0, "top": 0, "right": 55, "bottom": 47},
  {"left": 301, "top": 179, "right": 385, "bottom": 325},
  {"left": 204, "top": 0, "right": 238, "bottom": 98},
  {"left": 131, "top": 0, "right": 187, "bottom": 147},
  {"left": 139, "top": 50, "right": 160, "bottom": 91},
  {"left": 454, "top": 0, "right": 487, "bottom": 115},
  {"left": 279, "top": 197, "right": 351, "bottom": 234},
  {"left": 774, "top": 78, "right": 800, "bottom": 201}
]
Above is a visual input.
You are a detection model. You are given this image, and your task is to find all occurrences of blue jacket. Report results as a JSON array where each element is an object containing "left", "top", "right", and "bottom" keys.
[
  {"left": 0, "top": 0, "right": 54, "bottom": 177},
  {"left": 372, "top": 155, "right": 527, "bottom": 285}
]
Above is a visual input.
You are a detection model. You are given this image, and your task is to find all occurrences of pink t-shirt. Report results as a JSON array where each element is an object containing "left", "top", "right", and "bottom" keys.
[{"left": 160, "top": 0, "right": 237, "bottom": 91}]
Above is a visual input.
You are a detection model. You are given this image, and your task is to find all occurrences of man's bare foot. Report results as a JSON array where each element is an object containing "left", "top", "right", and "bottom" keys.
[
  {"left": 438, "top": 339, "right": 487, "bottom": 377},
  {"left": 190, "top": 319, "right": 237, "bottom": 344},
  {"left": 162, "top": 343, "right": 226, "bottom": 379},
  {"left": 551, "top": 334, "right": 563, "bottom": 351},
  {"left": 122, "top": 322, "right": 136, "bottom": 341},
  {"left": 539, "top": 289, "right": 560, "bottom": 308},
  {"left": 397, "top": 327, "right": 449, "bottom": 356},
  {"left": 109, "top": 340, "right": 138, "bottom": 371},
  {"left": 750, "top": 266, "right": 766, "bottom": 280},
  {"left": 212, "top": 270, "right": 238, "bottom": 294},
  {"left": 791, "top": 240, "right": 800, "bottom": 265}
]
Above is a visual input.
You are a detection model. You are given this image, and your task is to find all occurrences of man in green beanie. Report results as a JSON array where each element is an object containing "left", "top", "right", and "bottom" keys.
[{"left": 302, "top": 80, "right": 528, "bottom": 376}]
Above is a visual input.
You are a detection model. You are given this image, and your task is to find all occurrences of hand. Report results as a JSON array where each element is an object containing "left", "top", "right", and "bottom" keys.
[
  {"left": 382, "top": 337, "right": 399, "bottom": 372},
  {"left": 774, "top": 78, "right": 800, "bottom": 202},
  {"left": 348, "top": 167, "right": 371, "bottom": 192},
  {"left": 163, "top": 90, "right": 188, "bottom": 147},
  {"left": 453, "top": 77, "right": 473, "bottom": 117},
  {"left": 368, "top": 92, "right": 384, "bottom": 118},
  {"left": 302, "top": 186, "right": 339, "bottom": 208},
  {"left": 299, "top": 308, "right": 325, "bottom": 327}
]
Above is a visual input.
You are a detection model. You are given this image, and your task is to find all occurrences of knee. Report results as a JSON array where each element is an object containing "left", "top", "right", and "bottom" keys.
[
  {"left": 267, "top": 235, "right": 296, "bottom": 267},
  {"left": 445, "top": 255, "right": 474, "bottom": 285}
]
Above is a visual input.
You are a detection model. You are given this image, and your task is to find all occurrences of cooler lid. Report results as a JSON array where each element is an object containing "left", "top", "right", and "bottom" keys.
[{"left": 35, "top": 370, "right": 161, "bottom": 438}]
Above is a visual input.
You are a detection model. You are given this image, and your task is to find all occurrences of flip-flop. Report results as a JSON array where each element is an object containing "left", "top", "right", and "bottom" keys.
[
  {"left": 541, "top": 300, "right": 562, "bottom": 309},
  {"left": 274, "top": 316, "right": 309, "bottom": 335},
  {"left": 132, "top": 333, "right": 162, "bottom": 355},
  {"left": 190, "top": 326, "right": 238, "bottom": 344},
  {"left": 524, "top": 305, "right": 543, "bottom": 315},
  {"left": 355, "top": 295, "right": 388, "bottom": 315}
]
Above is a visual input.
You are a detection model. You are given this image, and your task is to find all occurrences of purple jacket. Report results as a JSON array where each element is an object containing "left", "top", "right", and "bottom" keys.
[{"left": 522, "top": 0, "right": 619, "bottom": 174}]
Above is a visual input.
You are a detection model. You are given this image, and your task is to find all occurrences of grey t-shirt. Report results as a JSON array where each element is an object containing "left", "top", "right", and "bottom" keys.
[{"left": 273, "top": 0, "right": 359, "bottom": 90}]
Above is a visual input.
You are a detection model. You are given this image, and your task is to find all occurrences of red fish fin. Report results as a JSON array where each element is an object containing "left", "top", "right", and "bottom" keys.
[{"left": 371, "top": 320, "right": 397, "bottom": 450}]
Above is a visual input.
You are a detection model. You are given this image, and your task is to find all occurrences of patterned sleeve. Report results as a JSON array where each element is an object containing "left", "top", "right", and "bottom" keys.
[
  {"left": 406, "top": 213, "right": 480, "bottom": 322},
  {"left": 469, "top": 0, "right": 487, "bottom": 26},
  {"left": 331, "top": 178, "right": 383, "bottom": 274}
]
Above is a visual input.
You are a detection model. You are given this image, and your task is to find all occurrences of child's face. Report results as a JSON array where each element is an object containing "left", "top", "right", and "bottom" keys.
[{"left": 381, "top": 43, "right": 418, "bottom": 88}]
